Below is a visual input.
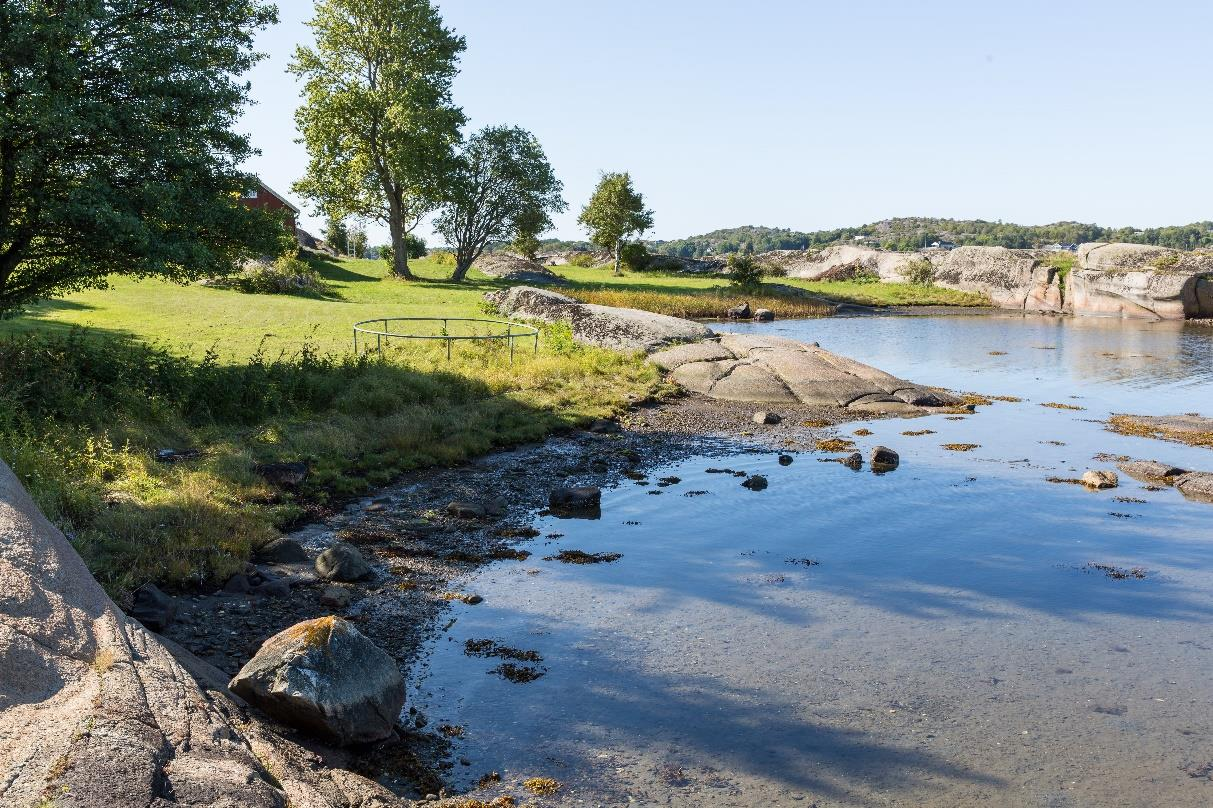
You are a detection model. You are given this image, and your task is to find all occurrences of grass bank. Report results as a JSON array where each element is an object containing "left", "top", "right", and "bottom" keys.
[{"left": 0, "top": 254, "right": 666, "bottom": 596}]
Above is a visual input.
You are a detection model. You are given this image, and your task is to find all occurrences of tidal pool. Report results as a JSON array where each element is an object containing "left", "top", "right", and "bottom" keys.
[{"left": 408, "top": 314, "right": 1213, "bottom": 807}]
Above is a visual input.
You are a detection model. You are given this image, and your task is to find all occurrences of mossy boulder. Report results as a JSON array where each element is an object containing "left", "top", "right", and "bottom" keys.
[{"left": 229, "top": 616, "right": 405, "bottom": 745}]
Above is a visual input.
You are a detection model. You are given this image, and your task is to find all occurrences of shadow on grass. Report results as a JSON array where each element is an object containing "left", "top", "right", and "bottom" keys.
[{"left": 0, "top": 325, "right": 621, "bottom": 596}]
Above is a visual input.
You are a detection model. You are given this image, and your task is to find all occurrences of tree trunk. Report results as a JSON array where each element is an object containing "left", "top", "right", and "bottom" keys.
[
  {"left": 386, "top": 195, "right": 413, "bottom": 280},
  {"left": 613, "top": 238, "right": 622, "bottom": 277},
  {"left": 451, "top": 254, "right": 473, "bottom": 282}
]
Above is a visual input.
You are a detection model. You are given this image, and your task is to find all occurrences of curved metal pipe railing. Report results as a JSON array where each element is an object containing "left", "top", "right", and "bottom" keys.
[{"left": 353, "top": 317, "right": 540, "bottom": 362}]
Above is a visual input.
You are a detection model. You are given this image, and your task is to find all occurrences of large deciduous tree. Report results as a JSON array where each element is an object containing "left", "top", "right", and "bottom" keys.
[
  {"left": 434, "top": 126, "right": 565, "bottom": 282},
  {"left": 0, "top": 0, "right": 287, "bottom": 313},
  {"left": 578, "top": 172, "right": 654, "bottom": 277},
  {"left": 291, "top": 0, "right": 465, "bottom": 281}
]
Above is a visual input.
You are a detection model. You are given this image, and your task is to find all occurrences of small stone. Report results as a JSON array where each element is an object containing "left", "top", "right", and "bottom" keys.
[
  {"left": 752, "top": 411, "right": 782, "bottom": 425},
  {"left": 255, "top": 460, "right": 309, "bottom": 488},
  {"left": 315, "top": 542, "right": 372, "bottom": 582},
  {"left": 257, "top": 537, "right": 309, "bottom": 564},
  {"left": 870, "top": 446, "right": 899, "bottom": 469},
  {"left": 588, "top": 418, "right": 622, "bottom": 434},
  {"left": 754, "top": 308, "right": 775, "bottom": 322},
  {"left": 320, "top": 586, "right": 352, "bottom": 608},
  {"left": 726, "top": 302, "right": 752, "bottom": 319},
  {"left": 778, "top": 454, "right": 794, "bottom": 466},
  {"left": 223, "top": 574, "right": 252, "bottom": 594},
  {"left": 253, "top": 578, "right": 292, "bottom": 598},
  {"left": 549, "top": 486, "right": 602, "bottom": 511},
  {"left": 464, "top": 594, "right": 484, "bottom": 605},
  {"left": 741, "top": 475, "right": 768, "bottom": 491},
  {"left": 447, "top": 501, "right": 487, "bottom": 519},
  {"left": 1082, "top": 470, "right": 1119, "bottom": 490}
]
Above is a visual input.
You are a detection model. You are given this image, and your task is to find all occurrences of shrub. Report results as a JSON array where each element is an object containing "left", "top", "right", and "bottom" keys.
[
  {"left": 620, "top": 242, "right": 651, "bottom": 271},
  {"left": 727, "top": 254, "right": 764, "bottom": 291},
  {"left": 1151, "top": 252, "right": 1180, "bottom": 269},
  {"left": 208, "top": 255, "right": 328, "bottom": 297},
  {"left": 430, "top": 250, "right": 456, "bottom": 267},
  {"left": 567, "top": 252, "right": 597, "bottom": 267},
  {"left": 902, "top": 258, "right": 935, "bottom": 286}
]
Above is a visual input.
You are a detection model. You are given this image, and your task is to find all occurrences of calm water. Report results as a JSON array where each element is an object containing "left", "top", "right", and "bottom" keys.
[{"left": 408, "top": 314, "right": 1213, "bottom": 807}]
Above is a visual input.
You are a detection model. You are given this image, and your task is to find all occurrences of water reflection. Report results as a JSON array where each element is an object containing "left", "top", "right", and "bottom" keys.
[{"left": 408, "top": 314, "right": 1213, "bottom": 807}]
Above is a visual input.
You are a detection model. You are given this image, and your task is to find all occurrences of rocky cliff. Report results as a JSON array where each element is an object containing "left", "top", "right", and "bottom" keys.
[{"left": 774, "top": 242, "right": 1213, "bottom": 320}]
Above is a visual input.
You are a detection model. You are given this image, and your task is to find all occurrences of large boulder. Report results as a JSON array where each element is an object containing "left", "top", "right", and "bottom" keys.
[
  {"left": 1175, "top": 472, "right": 1213, "bottom": 504},
  {"left": 652, "top": 333, "right": 961, "bottom": 411},
  {"left": 1065, "top": 243, "right": 1213, "bottom": 319},
  {"left": 229, "top": 617, "right": 405, "bottom": 746},
  {"left": 0, "top": 460, "right": 397, "bottom": 806},
  {"left": 473, "top": 253, "right": 567, "bottom": 285},
  {"left": 315, "top": 541, "right": 372, "bottom": 581},
  {"left": 778, "top": 245, "right": 920, "bottom": 282},
  {"left": 928, "top": 247, "right": 1048, "bottom": 310},
  {"left": 486, "top": 286, "right": 713, "bottom": 352}
]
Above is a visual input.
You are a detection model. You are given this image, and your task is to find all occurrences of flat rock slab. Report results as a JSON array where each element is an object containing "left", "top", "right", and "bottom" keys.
[
  {"left": 486, "top": 286, "right": 714, "bottom": 352},
  {"left": 651, "top": 333, "right": 961, "bottom": 411},
  {"left": 1109, "top": 413, "right": 1213, "bottom": 448}
]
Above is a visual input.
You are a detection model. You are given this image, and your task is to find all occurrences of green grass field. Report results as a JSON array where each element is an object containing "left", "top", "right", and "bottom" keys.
[{"left": 0, "top": 252, "right": 986, "bottom": 596}]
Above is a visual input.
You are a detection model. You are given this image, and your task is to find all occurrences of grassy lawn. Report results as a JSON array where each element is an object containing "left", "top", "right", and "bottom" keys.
[{"left": 0, "top": 252, "right": 985, "bottom": 596}]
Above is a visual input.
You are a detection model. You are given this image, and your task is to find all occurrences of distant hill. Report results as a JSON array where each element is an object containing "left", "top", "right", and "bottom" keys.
[{"left": 651, "top": 218, "right": 1213, "bottom": 257}]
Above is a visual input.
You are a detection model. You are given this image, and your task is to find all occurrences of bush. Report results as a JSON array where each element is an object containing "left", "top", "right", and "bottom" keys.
[
  {"left": 902, "top": 258, "right": 935, "bottom": 286},
  {"left": 430, "top": 250, "right": 456, "bottom": 267},
  {"left": 207, "top": 255, "right": 328, "bottom": 297},
  {"left": 727, "top": 254, "right": 764, "bottom": 291},
  {"left": 567, "top": 252, "right": 597, "bottom": 267},
  {"left": 620, "top": 242, "right": 651, "bottom": 271}
]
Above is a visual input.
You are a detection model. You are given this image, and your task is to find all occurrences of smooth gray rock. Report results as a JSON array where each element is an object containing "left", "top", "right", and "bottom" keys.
[
  {"left": 754, "top": 308, "right": 775, "bottom": 322},
  {"left": 727, "top": 302, "right": 752, "bottom": 319},
  {"left": 255, "top": 461, "right": 309, "bottom": 488},
  {"left": 474, "top": 253, "right": 567, "bottom": 285},
  {"left": 653, "top": 333, "right": 959, "bottom": 411},
  {"left": 447, "top": 500, "right": 487, "bottom": 519},
  {"left": 752, "top": 411, "right": 782, "bottom": 425},
  {"left": 1116, "top": 459, "right": 1188, "bottom": 483},
  {"left": 229, "top": 617, "right": 405, "bottom": 745},
  {"left": 315, "top": 542, "right": 372, "bottom": 582},
  {"left": 486, "top": 286, "right": 713, "bottom": 352},
  {"left": 256, "top": 536, "right": 309, "bottom": 564},
  {"left": 320, "top": 586, "right": 352, "bottom": 608}
]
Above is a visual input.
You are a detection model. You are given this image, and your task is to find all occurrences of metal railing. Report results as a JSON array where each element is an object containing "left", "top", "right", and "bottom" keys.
[{"left": 353, "top": 317, "right": 540, "bottom": 362}]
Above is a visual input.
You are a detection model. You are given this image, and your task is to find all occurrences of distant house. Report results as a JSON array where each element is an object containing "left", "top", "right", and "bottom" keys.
[
  {"left": 1046, "top": 243, "right": 1079, "bottom": 252},
  {"left": 928, "top": 240, "right": 957, "bottom": 250},
  {"left": 241, "top": 178, "right": 299, "bottom": 236}
]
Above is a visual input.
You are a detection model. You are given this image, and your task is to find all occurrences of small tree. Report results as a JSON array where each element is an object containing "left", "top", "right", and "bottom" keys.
[
  {"left": 434, "top": 126, "right": 566, "bottom": 282},
  {"left": 291, "top": 0, "right": 465, "bottom": 280},
  {"left": 324, "top": 217, "right": 349, "bottom": 255},
  {"left": 0, "top": 0, "right": 286, "bottom": 312},
  {"left": 403, "top": 233, "right": 428, "bottom": 259},
  {"left": 727, "top": 254, "right": 764, "bottom": 291},
  {"left": 510, "top": 207, "right": 548, "bottom": 261},
  {"left": 578, "top": 172, "right": 654, "bottom": 277},
  {"left": 349, "top": 226, "right": 368, "bottom": 259}
]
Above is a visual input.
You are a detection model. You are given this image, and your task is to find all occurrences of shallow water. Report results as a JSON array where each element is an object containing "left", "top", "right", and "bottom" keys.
[{"left": 408, "top": 314, "right": 1213, "bottom": 807}]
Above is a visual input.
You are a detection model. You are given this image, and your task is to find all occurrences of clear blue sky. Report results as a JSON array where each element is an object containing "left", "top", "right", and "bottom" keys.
[{"left": 240, "top": 1, "right": 1213, "bottom": 246}]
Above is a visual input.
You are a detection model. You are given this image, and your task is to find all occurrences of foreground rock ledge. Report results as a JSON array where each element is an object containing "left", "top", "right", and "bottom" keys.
[
  {"left": 0, "top": 460, "right": 399, "bottom": 808},
  {"left": 651, "top": 334, "right": 961, "bottom": 412}
]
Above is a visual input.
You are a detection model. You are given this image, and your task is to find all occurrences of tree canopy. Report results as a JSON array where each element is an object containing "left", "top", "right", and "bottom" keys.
[
  {"left": 578, "top": 173, "right": 654, "bottom": 276},
  {"left": 433, "top": 126, "right": 565, "bottom": 281},
  {"left": 0, "top": 0, "right": 287, "bottom": 312},
  {"left": 291, "top": 0, "right": 465, "bottom": 280}
]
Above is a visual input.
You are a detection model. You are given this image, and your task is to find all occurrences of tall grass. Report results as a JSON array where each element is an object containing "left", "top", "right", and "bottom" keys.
[
  {"left": 0, "top": 327, "right": 664, "bottom": 596},
  {"left": 567, "top": 287, "right": 834, "bottom": 319}
]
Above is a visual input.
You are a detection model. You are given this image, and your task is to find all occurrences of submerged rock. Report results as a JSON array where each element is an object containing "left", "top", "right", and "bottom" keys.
[
  {"left": 315, "top": 542, "right": 372, "bottom": 582},
  {"left": 229, "top": 617, "right": 405, "bottom": 745},
  {"left": 741, "top": 475, "right": 768, "bottom": 491},
  {"left": 549, "top": 486, "right": 602, "bottom": 511},
  {"left": 842, "top": 452, "right": 864, "bottom": 470},
  {"left": 1082, "top": 470, "right": 1119, "bottom": 490}
]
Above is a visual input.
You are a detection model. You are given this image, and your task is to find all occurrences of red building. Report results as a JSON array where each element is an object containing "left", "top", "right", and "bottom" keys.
[{"left": 241, "top": 178, "right": 299, "bottom": 235}]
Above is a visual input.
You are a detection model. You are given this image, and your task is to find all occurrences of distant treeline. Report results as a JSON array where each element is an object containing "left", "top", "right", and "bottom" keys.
[{"left": 648, "top": 219, "right": 1213, "bottom": 256}]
